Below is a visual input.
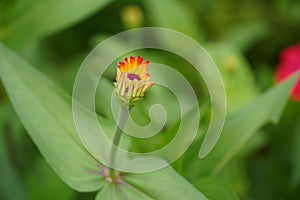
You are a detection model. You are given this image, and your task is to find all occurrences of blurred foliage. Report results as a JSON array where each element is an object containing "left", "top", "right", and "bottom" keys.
[{"left": 0, "top": 0, "right": 300, "bottom": 199}]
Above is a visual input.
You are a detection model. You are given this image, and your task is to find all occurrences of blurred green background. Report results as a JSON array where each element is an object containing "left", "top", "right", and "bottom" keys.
[{"left": 1, "top": 0, "right": 300, "bottom": 199}]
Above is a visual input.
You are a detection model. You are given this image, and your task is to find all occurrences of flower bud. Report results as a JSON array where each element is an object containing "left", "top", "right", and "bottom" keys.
[{"left": 114, "top": 56, "right": 155, "bottom": 108}]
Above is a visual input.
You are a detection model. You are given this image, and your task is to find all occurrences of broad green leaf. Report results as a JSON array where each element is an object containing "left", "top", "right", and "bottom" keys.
[
  {"left": 96, "top": 184, "right": 154, "bottom": 200},
  {"left": 217, "top": 158, "right": 250, "bottom": 198},
  {"left": 1, "top": 0, "right": 112, "bottom": 47},
  {"left": 206, "top": 43, "right": 259, "bottom": 112},
  {"left": 113, "top": 166, "right": 209, "bottom": 200},
  {"left": 237, "top": 130, "right": 267, "bottom": 157},
  {"left": 183, "top": 73, "right": 298, "bottom": 178},
  {"left": 96, "top": 184, "right": 124, "bottom": 200},
  {"left": 143, "top": 0, "right": 205, "bottom": 42},
  {"left": 193, "top": 177, "right": 239, "bottom": 200},
  {"left": 0, "top": 42, "right": 104, "bottom": 192}
]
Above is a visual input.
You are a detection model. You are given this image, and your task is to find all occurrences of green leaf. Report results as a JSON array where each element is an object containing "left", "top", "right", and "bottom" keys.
[
  {"left": 1, "top": 0, "right": 112, "bottom": 47},
  {"left": 0, "top": 42, "right": 104, "bottom": 192},
  {"left": 183, "top": 73, "right": 299, "bottom": 178},
  {"left": 221, "top": 21, "right": 271, "bottom": 52},
  {"left": 96, "top": 184, "right": 124, "bottom": 200},
  {"left": 193, "top": 177, "right": 239, "bottom": 200},
  {"left": 143, "top": 0, "right": 205, "bottom": 42},
  {"left": 97, "top": 166, "right": 208, "bottom": 200},
  {"left": 124, "top": 166, "right": 208, "bottom": 199},
  {"left": 96, "top": 184, "right": 154, "bottom": 200},
  {"left": 217, "top": 158, "right": 250, "bottom": 198},
  {"left": 206, "top": 43, "right": 259, "bottom": 112}
]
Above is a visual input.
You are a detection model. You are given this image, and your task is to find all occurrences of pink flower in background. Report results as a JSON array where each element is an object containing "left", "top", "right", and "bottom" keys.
[{"left": 275, "top": 42, "right": 300, "bottom": 102}]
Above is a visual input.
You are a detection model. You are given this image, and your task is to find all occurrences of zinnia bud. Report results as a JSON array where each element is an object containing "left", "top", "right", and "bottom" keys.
[{"left": 114, "top": 56, "right": 155, "bottom": 108}]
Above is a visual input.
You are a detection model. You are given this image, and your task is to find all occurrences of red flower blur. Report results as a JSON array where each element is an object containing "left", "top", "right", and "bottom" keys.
[{"left": 275, "top": 42, "right": 300, "bottom": 101}]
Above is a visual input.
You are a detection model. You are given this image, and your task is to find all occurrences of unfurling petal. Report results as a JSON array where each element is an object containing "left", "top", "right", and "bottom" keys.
[{"left": 114, "top": 56, "right": 155, "bottom": 108}]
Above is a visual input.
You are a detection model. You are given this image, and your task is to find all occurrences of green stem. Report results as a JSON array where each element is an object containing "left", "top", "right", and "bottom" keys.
[{"left": 109, "top": 107, "right": 129, "bottom": 180}]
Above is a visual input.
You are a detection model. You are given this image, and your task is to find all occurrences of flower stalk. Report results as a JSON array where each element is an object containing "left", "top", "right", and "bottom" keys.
[
  {"left": 109, "top": 56, "right": 154, "bottom": 181},
  {"left": 109, "top": 107, "right": 129, "bottom": 181}
]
